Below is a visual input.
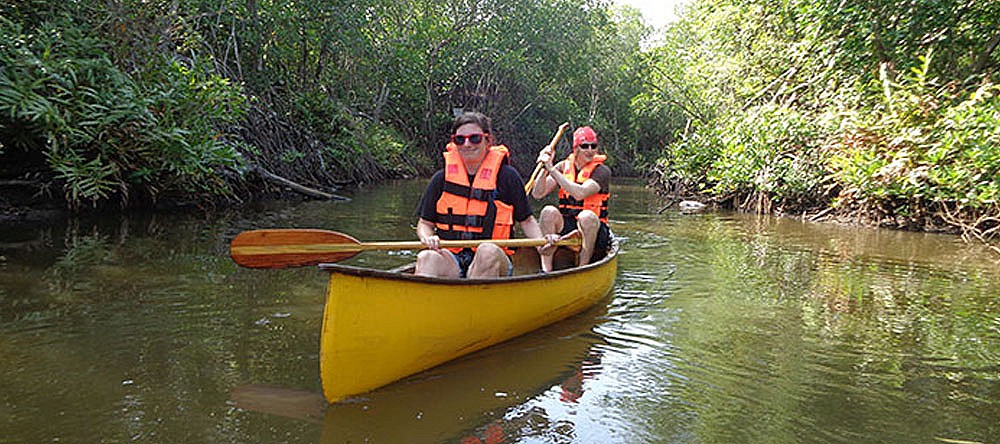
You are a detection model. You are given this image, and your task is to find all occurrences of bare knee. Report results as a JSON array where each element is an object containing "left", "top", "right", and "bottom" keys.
[
  {"left": 541, "top": 205, "right": 561, "bottom": 222},
  {"left": 415, "top": 250, "right": 459, "bottom": 278},
  {"left": 577, "top": 210, "right": 600, "bottom": 232},
  {"left": 415, "top": 250, "right": 436, "bottom": 267},
  {"left": 475, "top": 244, "right": 506, "bottom": 270},
  {"left": 540, "top": 205, "right": 563, "bottom": 233},
  {"left": 468, "top": 243, "right": 508, "bottom": 278}
]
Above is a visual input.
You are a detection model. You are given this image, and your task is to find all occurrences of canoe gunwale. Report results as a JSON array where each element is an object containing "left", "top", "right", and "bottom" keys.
[{"left": 317, "top": 237, "right": 619, "bottom": 284}]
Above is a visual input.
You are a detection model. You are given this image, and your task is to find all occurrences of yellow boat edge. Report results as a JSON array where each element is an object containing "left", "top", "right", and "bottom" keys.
[{"left": 316, "top": 238, "right": 620, "bottom": 404}]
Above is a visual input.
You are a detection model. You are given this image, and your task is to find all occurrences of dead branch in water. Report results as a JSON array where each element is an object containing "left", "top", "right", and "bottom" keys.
[
  {"left": 236, "top": 102, "right": 390, "bottom": 198},
  {"left": 937, "top": 202, "right": 1000, "bottom": 254},
  {"left": 253, "top": 167, "right": 349, "bottom": 201}
]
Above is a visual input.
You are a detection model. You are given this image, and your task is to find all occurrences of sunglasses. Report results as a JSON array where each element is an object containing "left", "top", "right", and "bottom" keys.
[
  {"left": 578, "top": 143, "right": 598, "bottom": 150},
  {"left": 451, "top": 133, "right": 487, "bottom": 145}
]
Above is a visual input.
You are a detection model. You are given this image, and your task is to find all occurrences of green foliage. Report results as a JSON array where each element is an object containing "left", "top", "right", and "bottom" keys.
[
  {"left": 361, "top": 124, "right": 419, "bottom": 174},
  {"left": 0, "top": 12, "right": 246, "bottom": 207},
  {"left": 9, "top": 0, "right": 994, "bottom": 236},
  {"left": 179, "top": 0, "right": 659, "bottom": 173},
  {"left": 652, "top": 0, "right": 1000, "bottom": 236},
  {"left": 658, "top": 104, "right": 832, "bottom": 209},
  {"left": 708, "top": 104, "right": 832, "bottom": 203},
  {"left": 830, "top": 71, "right": 1000, "bottom": 209},
  {"left": 3, "top": 0, "right": 667, "bottom": 209},
  {"left": 655, "top": 121, "right": 721, "bottom": 189}
]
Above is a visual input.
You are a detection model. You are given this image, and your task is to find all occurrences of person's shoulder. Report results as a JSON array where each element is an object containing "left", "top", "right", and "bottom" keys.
[
  {"left": 495, "top": 165, "right": 526, "bottom": 195},
  {"left": 422, "top": 170, "right": 446, "bottom": 193},
  {"left": 593, "top": 163, "right": 612, "bottom": 179},
  {"left": 591, "top": 164, "right": 611, "bottom": 192},
  {"left": 497, "top": 164, "right": 523, "bottom": 179}
]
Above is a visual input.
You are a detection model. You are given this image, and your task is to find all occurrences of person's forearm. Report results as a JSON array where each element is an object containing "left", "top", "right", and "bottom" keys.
[
  {"left": 531, "top": 172, "right": 556, "bottom": 199},
  {"left": 530, "top": 170, "right": 548, "bottom": 198},
  {"left": 519, "top": 216, "right": 544, "bottom": 239},
  {"left": 416, "top": 219, "right": 436, "bottom": 241},
  {"left": 545, "top": 164, "right": 597, "bottom": 200}
]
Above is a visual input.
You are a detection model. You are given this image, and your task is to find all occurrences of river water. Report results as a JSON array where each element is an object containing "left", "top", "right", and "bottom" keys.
[{"left": 1, "top": 179, "right": 997, "bottom": 444}]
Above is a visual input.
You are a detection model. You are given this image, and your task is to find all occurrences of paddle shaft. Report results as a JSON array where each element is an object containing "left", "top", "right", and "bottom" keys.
[
  {"left": 231, "top": 237, "right": 581, "bottom": 257},
  {"left": 524, "top": 123, "right": 570, "bottom": 193}
]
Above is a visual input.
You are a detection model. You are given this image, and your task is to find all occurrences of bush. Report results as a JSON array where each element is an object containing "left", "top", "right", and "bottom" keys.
[
  {"left": 657, "top": 104, "right": 833, "bottom": 211},
  {"left": 828, "top": 56, "right": 1000, "bottom": 213},
  {"left": 708, "top": 104, "right": 832, "bottom": 206},
  {"left": 0, "top": 15, "right": 246, "bottom": 208}
]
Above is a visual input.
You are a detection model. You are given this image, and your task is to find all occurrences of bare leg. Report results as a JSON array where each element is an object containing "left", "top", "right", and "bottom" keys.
[
  {"left": 576, "top": 210, "right": 600, "bottom": 266},
  {"left": 467, "top": 243, "right": 509, "bottom": 278},
  {"left": 415, "top": 249, "right": 461, "bottom": 278},
  {"left": 538, "top": 205, "right": 564, "bottom": 272}
]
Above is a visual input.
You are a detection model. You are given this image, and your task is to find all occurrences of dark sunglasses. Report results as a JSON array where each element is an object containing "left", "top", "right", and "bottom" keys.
[
  {"left": 578, "top": 143, "right": 598, "bottom": 150},
  {"left": 451, "top": 133, "right": 487, "bottom": 145}
]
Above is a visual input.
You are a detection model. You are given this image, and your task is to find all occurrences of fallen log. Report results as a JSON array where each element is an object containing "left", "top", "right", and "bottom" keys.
[
  {"left": 0, "top": 179, "right": 44, "bottom": 187},
  {"left": 254, "top": 167, "right": 350, "bottom": 201}
]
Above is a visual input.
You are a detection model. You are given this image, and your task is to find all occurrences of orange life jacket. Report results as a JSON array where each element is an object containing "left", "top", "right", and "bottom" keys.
[
  {"left": 558, "top": 153, "right": 609, "bottom": 222},
  {"left": 435, "top": 145, "right": 515, "bottom": 253}
]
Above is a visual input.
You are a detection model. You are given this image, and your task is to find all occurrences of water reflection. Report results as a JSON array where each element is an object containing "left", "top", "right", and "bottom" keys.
[
  {"left": 231, "top": 304, "right": 608, "bottom": 444},
  {"left": 615, "top": 207, "right": 999, "bottom": 444},
  {"left": 1, "top": 179, "right": 998, "bottom": 444}
]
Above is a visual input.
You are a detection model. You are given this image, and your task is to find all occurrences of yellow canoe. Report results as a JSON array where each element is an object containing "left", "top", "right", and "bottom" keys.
[{"left": 316, "top": 239, "right": 619, "bottom": 403}]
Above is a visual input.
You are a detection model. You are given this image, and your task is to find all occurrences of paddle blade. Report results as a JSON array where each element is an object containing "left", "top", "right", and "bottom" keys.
[{"left": 230, "top": 229, "right": 362, "bottom": 269}]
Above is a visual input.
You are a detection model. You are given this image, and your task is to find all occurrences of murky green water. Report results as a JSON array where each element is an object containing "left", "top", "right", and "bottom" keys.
[{"left": 1, "top": 179, "right": 997, "bottom": 444}]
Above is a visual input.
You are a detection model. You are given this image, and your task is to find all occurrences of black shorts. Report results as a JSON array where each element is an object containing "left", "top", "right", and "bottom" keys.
[
  {"left": 560, "top": 216, "right": 611, "bottom": 261},
  {"left": 451, "top": 248, "right": 513, "bottom": 278},
  {"left": 452, "top": 249, "right": 476, "bottom": 277}
]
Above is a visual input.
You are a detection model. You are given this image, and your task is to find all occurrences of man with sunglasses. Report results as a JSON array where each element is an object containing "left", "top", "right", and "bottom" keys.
[
  {"left": 414, "top": 112, "right": 551, "bottom": 278},
  {"left": 531, "top": 126, "right": 611, "bottom": 271}
]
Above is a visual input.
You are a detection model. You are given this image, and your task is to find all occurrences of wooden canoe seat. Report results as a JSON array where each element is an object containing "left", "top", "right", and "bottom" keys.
[{"left": 511, "top": 246, "right": 576, "bottom": 275}]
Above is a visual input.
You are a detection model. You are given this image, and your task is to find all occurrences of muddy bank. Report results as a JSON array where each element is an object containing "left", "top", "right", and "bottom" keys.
[
  {"left": 0, "top": 175, "right": 350, "bottom": 227},
  {"left": 0, "top": 180, "right": 65, "bottom": 225}
]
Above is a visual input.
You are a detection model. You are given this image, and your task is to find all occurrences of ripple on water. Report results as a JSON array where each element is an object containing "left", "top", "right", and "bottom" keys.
[{"left": 4, "top": 180, "right": 997, "bottom": 444}]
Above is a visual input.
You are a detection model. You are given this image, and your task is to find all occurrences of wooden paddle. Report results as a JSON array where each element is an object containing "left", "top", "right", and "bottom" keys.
[
  {"left": 230, "top": 228, "right": 582, "bottom": 269},
  {"left": 524, "top": 122, "right": 570, "bottom": 193}
]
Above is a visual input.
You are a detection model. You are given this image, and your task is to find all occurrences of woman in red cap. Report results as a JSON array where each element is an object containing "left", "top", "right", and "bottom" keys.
[{"left": 531, "top": 126, "right": 612, "bottom": 271}]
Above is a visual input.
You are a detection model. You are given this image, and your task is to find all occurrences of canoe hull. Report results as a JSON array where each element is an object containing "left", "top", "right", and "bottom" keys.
[{"left": 317, "top": 242, "right": 618, "bottom": 403}]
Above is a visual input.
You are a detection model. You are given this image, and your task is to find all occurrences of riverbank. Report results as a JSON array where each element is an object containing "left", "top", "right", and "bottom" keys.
[
  {"left": 0, "top": 164, "right": 351, "bottom": 226},
  {"left": 0, "top": 180, "right": 64, "bottom": 225},
  {"left": 2, "top": 171, "right": 991, "bottom": 245},
  {"left": 653, "top": 179, "right": 1000, "bottom": 256}
]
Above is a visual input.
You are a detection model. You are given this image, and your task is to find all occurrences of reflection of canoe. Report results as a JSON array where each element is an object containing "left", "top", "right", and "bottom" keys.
[
  {"left": 321, "top": 305, "right": 606, "bottom": 443},
  {"left": 231, "top": 309, "right": 606, "bottom": 443},
  {"left": 316, "top": 239, "right": 619, "bottom": 403}
]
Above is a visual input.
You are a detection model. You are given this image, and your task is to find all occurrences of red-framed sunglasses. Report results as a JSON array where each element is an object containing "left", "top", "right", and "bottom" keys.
[{"left": 451, "top": 133, "right": 487, "bottom": 145}]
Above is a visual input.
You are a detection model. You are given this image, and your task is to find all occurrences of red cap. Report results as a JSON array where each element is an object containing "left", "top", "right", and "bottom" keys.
[{"left": 572, "top": 126, "right": 598, "bottom": 148}]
